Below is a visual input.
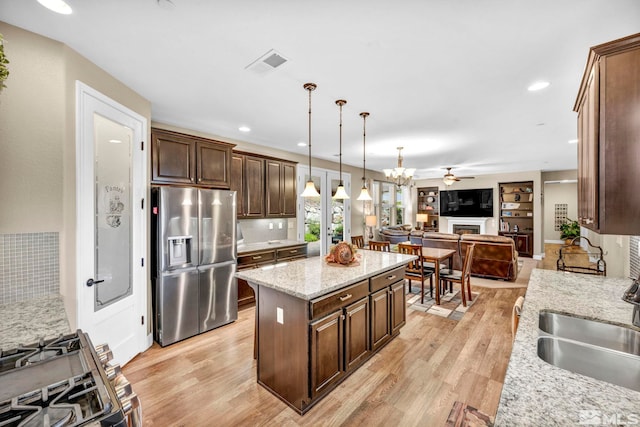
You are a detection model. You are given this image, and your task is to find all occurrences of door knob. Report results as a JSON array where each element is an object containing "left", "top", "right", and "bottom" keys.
[{"left": 86, "top": 278, "right": 105, "bottom": 287}]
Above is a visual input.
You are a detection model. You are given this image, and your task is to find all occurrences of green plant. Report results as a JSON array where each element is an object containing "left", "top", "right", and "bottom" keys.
[
  {"left": 307, "top": 221, "right": 320, "bottom": 240},
  {"left": 0, "top": 34, "right": 9, "bottom": 89},
  {"left": 559, "top": 218, "right": 580, "bottom": 240},
  {"left": 304, "top": 233, "right": 318, "bottom": 242}
]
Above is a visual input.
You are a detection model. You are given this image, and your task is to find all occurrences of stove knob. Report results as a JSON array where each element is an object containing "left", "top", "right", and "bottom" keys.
[
  {"left": 95, "top": 345, "right": 113, "bottom": 365},
  {"left": 121, "top": 392, "right": 143, "bottom": 427},
  {"left": 114, "top": 377, "right": 133, "bottom": 400},
  {"left": 104, "top": 363, "right": 122, "bottom": 381}
]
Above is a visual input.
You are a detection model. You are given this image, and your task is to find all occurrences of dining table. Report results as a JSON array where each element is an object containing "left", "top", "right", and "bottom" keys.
[{"left": 397, "top": 243, "right": 456, "bottom": 305}]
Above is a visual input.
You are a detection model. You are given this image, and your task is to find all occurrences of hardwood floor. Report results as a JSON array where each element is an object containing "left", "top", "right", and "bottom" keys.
[{"left": 124, "top": 283, "right": 526, "bottom": 426}]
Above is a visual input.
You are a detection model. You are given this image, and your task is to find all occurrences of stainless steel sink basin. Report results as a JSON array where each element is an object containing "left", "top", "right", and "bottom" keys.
[
  {"left": 539, "top": 311, "right": 640, "bottom": 356},
  {"left": 537, "top": 336, "right": 640, "bottom": 392}
]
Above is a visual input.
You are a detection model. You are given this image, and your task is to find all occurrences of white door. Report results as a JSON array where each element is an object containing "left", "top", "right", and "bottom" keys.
[
  {"left": 76, "top": 82, "right": 148, "bottom": 366},
  {"left": 297, "top": 167, "right": 351, "bottom": 256}
]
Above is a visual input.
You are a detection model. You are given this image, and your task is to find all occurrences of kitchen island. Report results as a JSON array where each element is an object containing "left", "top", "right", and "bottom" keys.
[
  {"left": 235, "top": 249, "right": 416, "bottom": 414},
  {"left": 496, "top": 269, "right": 638, "bottom": 425}
]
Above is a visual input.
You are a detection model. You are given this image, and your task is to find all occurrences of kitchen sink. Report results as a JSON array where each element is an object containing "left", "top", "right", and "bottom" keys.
[
  {"left": 537, "top": 336, "right": 640, "bottom": 392},
  {"left": 539, "top": 311, "right": 640, "bottom": 356}
]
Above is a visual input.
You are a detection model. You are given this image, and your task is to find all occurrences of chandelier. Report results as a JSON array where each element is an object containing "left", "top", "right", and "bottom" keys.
[{"left": 383, "top": 147, "right": 416, "bottom": 188}]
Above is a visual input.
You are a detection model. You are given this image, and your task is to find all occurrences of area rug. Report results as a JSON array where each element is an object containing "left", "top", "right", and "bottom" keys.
[
  {"left": 406, "top": 285, "right": 479, "bottom": 321},
  {"left": 470, "top": 258, "right": 538, "bottom": 289},
  {"left": 446, "top": 401, "right": 494, "bottom": 427}
]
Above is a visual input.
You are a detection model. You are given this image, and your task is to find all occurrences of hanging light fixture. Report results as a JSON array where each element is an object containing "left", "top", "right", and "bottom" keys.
[
  {"left": 332, "top": 99, "right": 350, "bottom": 199},
  {"left": 383, "top": 146, "right": 416, "bottom": 189},
  {"left": 356, "top": 112, "right": 373, "bottom": 201},
  {"left": 300, "top": 83, "right": 321, "bottom": 198}
]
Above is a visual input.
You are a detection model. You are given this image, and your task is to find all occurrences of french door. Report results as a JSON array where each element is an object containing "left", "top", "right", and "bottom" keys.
[{"left": 297, "top": 167, "right": 351, "bottom": 257}]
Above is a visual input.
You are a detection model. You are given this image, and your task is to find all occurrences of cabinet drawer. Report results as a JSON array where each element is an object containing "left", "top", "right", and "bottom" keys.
[
  {"left": 276, "top": 245, "right": 307, "bottom": 261},
  {"left": 370, "top": 266, "right": 405, "bottom": 293},
  {"left": 310, "top": 280, "right": 369, "bottom": 321},
  {"left": 238, "top": 250, "right": 276, "bottom": 266}
]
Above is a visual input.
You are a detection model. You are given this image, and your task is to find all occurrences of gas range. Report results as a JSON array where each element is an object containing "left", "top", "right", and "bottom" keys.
[{"left": 0, "top": 331, "right": 141, "bottom": 427}]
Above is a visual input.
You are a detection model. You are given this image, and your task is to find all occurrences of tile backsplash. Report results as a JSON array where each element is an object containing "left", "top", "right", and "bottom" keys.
[
  {"left": 0, "top": 232, "right": 60, "bottom": 304},
  {"left": 631, "top": 236, "right": 640, "bottom": 280}
]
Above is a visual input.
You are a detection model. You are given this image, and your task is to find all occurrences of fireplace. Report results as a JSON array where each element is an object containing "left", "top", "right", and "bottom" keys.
[
  {"left": 453, "top": 224, "right": 480, "bottom": 235},
  {"left": 446, "top": 218, "right": 487, "bottom": 234}
]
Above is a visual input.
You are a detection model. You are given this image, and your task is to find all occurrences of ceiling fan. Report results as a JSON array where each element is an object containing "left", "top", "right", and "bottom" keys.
[{"left": 443, "top": 167, "right": 475, "bottom": 186}]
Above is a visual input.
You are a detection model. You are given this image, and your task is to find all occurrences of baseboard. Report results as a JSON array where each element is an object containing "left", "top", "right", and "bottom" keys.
[{"left": 545, "top": 239, "right": 565, "bottom": 244}]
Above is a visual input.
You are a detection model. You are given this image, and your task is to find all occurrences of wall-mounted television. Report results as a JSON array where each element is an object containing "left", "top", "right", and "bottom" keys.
[{"left": 439, "top": 188, "right": 494, "bottom": 217}]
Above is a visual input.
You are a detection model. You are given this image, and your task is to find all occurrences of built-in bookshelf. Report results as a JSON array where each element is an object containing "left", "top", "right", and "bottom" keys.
[
  {"left": 417, "top": 186, "right": 439, "bottom": 231},
  {"left": 499, "top": 181, "right": 533, "bottom": 257}
]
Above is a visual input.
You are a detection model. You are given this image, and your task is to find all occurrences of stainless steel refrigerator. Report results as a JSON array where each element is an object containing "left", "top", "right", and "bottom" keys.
[{"left": 151, "top": 186, "right": 237, "bottom": 347}]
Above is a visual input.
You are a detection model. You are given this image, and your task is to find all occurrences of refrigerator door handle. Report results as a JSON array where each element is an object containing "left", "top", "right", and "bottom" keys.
[{"left": 197, "top": 260, "right": 236, "bottom": 271}]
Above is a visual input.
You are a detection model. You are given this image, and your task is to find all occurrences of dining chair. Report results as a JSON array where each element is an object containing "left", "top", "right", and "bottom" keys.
[
  {"left": 368, "top": 240, "right": 390, "bottom": 252},
  {"left": 351, "top": 235, "right": 365, "bottom": 249},
  {"left": 398, "top": 243, "right": 434, "bottom": 304},
  {"left": 438, "top": 243, "right": 475, "bottom": 306}
]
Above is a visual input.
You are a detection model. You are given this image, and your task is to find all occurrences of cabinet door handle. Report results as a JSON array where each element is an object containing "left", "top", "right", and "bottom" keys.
[
  {"left": 386, "top": 275, "right": 396, "bottom": 281},
  {"left": 339, "top": 293, "right": 352, "bottom": 302},
  {"left": 289, "top": 250, "right": 298, "bottom": 254},
  {"left": 252, "top": 255, "right": 262, "bottom": 260}
]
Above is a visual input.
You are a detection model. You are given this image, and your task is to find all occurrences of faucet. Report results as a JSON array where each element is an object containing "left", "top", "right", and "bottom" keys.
[{"left": 622, "top": 280, "right": 640, "bottom": 327}]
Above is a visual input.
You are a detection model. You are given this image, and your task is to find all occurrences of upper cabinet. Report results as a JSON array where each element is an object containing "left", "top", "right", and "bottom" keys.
[
  {"left": 231, "top": 152, "right": 297, "bottom": 219},
  {"left": 231, "top": 152, "right": 266, "bottom": 218},
  {"left": 574, "top": 33, "right": 640, "bottom": 235},
  {"left": 265, "top": 159, "right": 297, "bottom": 218},
  {"left": 151, "top": 128, "right": 234, "bottom": 188}
]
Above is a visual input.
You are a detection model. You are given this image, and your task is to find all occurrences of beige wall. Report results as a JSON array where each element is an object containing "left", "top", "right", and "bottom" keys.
[
  {"left": 0, "top": 22, "right": 151, "bottom": 328},
  {"left": 412, "top": 170, "right": 543, "bottom": 256},
  {"left": 541, "top": 170, "right": 578, "bottom": 242}
]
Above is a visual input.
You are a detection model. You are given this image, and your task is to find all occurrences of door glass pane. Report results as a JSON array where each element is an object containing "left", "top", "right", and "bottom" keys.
[
  {"left": 330, "top": 178, "right": 345, "bottom": 244},
  {"left": 396, "top": 186, "right": 405, "bottom": 225},
  {"left": 94, "top": 113, "right": 133, "bottom": 311},
  {"left": 303, "top": 174, "right": 321, "bottom": 257}
]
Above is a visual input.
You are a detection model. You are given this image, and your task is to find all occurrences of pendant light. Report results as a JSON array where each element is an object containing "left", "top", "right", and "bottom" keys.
[
  {"left": 300, "top": 83, "right": 321, "bottom": 198},
  {"left": 332, "top": 99, "right": 350, "bottom": 199},
  {"left": 356, "top": 112, "right": 373, "bottom": 201}
]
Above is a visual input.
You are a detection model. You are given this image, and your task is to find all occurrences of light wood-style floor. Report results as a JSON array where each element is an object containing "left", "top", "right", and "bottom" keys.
[{"left": 123, "top": 283, "right": 526, "bottom": 426}]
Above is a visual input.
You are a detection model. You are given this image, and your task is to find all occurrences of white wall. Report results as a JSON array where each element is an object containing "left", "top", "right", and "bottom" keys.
[{"left": 542, "top": 182, "right": 577, "bottom": 242}]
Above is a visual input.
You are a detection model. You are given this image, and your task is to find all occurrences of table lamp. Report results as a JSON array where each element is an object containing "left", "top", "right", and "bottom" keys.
[
  {"left": 416, "top": 213, "right": 429, "bottom": 230},
  {"left": 365, "top": 215, "right": 377, "bottom": 239}
]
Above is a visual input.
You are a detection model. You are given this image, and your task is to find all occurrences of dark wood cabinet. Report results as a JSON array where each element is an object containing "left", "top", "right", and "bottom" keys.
[
  {"left": 266, "top": 160, "right": 297, "bottom": 218},
  {"left": 344, "top": 297, "right": 370, "bottom": 372},
  {"left": 310, "top": 311, "right": 344, "bottom": 398},
  {"left": 236, "top": 244, "right": 308, "bottom": 308},
  {"left": 574, "top": 33, "right": 640, "bottom": 235},
  {"left": 151, "top": 128, "right": 234, "bottom": 188},
  {"left": 390, "top": 281, "right": 406, "bottom": 335},
  {"left": 231, "top": 153, "right": 265, "bottom": 218},
  {"left": 370, "top": 287, "right": 391, "bottom": 352},
  {"left": 499, "top": 181, "right": 534, "bottom": 257}
]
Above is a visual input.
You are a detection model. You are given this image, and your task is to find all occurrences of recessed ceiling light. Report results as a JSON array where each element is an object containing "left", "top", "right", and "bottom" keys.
[
  {"left": 37, "top": 0, "right": 73, "bottom": 14},
  {"left": 528, "top": 81, "right": 550, "bottom": 91},
  {"left": 297, "top": 142, "right": 307, "bottom": 147},
  {"left": 238, "top": 126, "right": 251, "bottom": 132},
  {"left": 568, "top": 139, "right": 578, "bottom": 144}
]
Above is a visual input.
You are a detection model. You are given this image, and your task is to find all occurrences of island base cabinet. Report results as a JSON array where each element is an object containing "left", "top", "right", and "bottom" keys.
[
  {"left": 344, "top": 297, "right": 371, "bottom": 372},
  {"left": 310, "top": 311, "right": 344, "bottom": 399},
  {"left": 256, "top": 287, "right": 309, "bottom": 413},
  {"left": 390, "top": 281, "right": 406, "bottom": 334},
  {"left": 370, "top": 288, "right": 391, "bottom": 351}
]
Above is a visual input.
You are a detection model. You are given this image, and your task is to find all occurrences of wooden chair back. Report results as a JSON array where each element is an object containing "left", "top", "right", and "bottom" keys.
[
  {"left": 369, "top": 240, "right": 390, "bottom": 252},
  {"left": 351, "top": 235, "right": 365, "bottom": 249},
  {"left": 397, "top": 243, "right": 423, "bottom": 275},
  {"left": 461, "top": 243, "right": 475, "bottom": 282}
]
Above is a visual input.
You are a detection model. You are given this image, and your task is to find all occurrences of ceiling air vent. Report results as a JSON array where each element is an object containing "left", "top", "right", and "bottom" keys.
[{"left": 245, "top": 49, "right": 288, "bottom": 75}]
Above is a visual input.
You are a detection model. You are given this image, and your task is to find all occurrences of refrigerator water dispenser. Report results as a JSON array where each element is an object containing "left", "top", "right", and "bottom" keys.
[{"left": 168, "top": 236, "right": 192, "bottom": 266}]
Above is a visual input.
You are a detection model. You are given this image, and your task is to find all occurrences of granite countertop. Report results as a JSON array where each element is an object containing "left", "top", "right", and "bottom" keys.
[
  {"left": 235, "top": 249, "right": 416, "bottom": 300},
  {"left": 237, "top": 239, "right": 306, "bottom": 254},
  {"left": 496, "top": 269, "right": 638, "bottom": 426},
  {"left": 0, "top": 294, "right": 71, "bottom": 350}
]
